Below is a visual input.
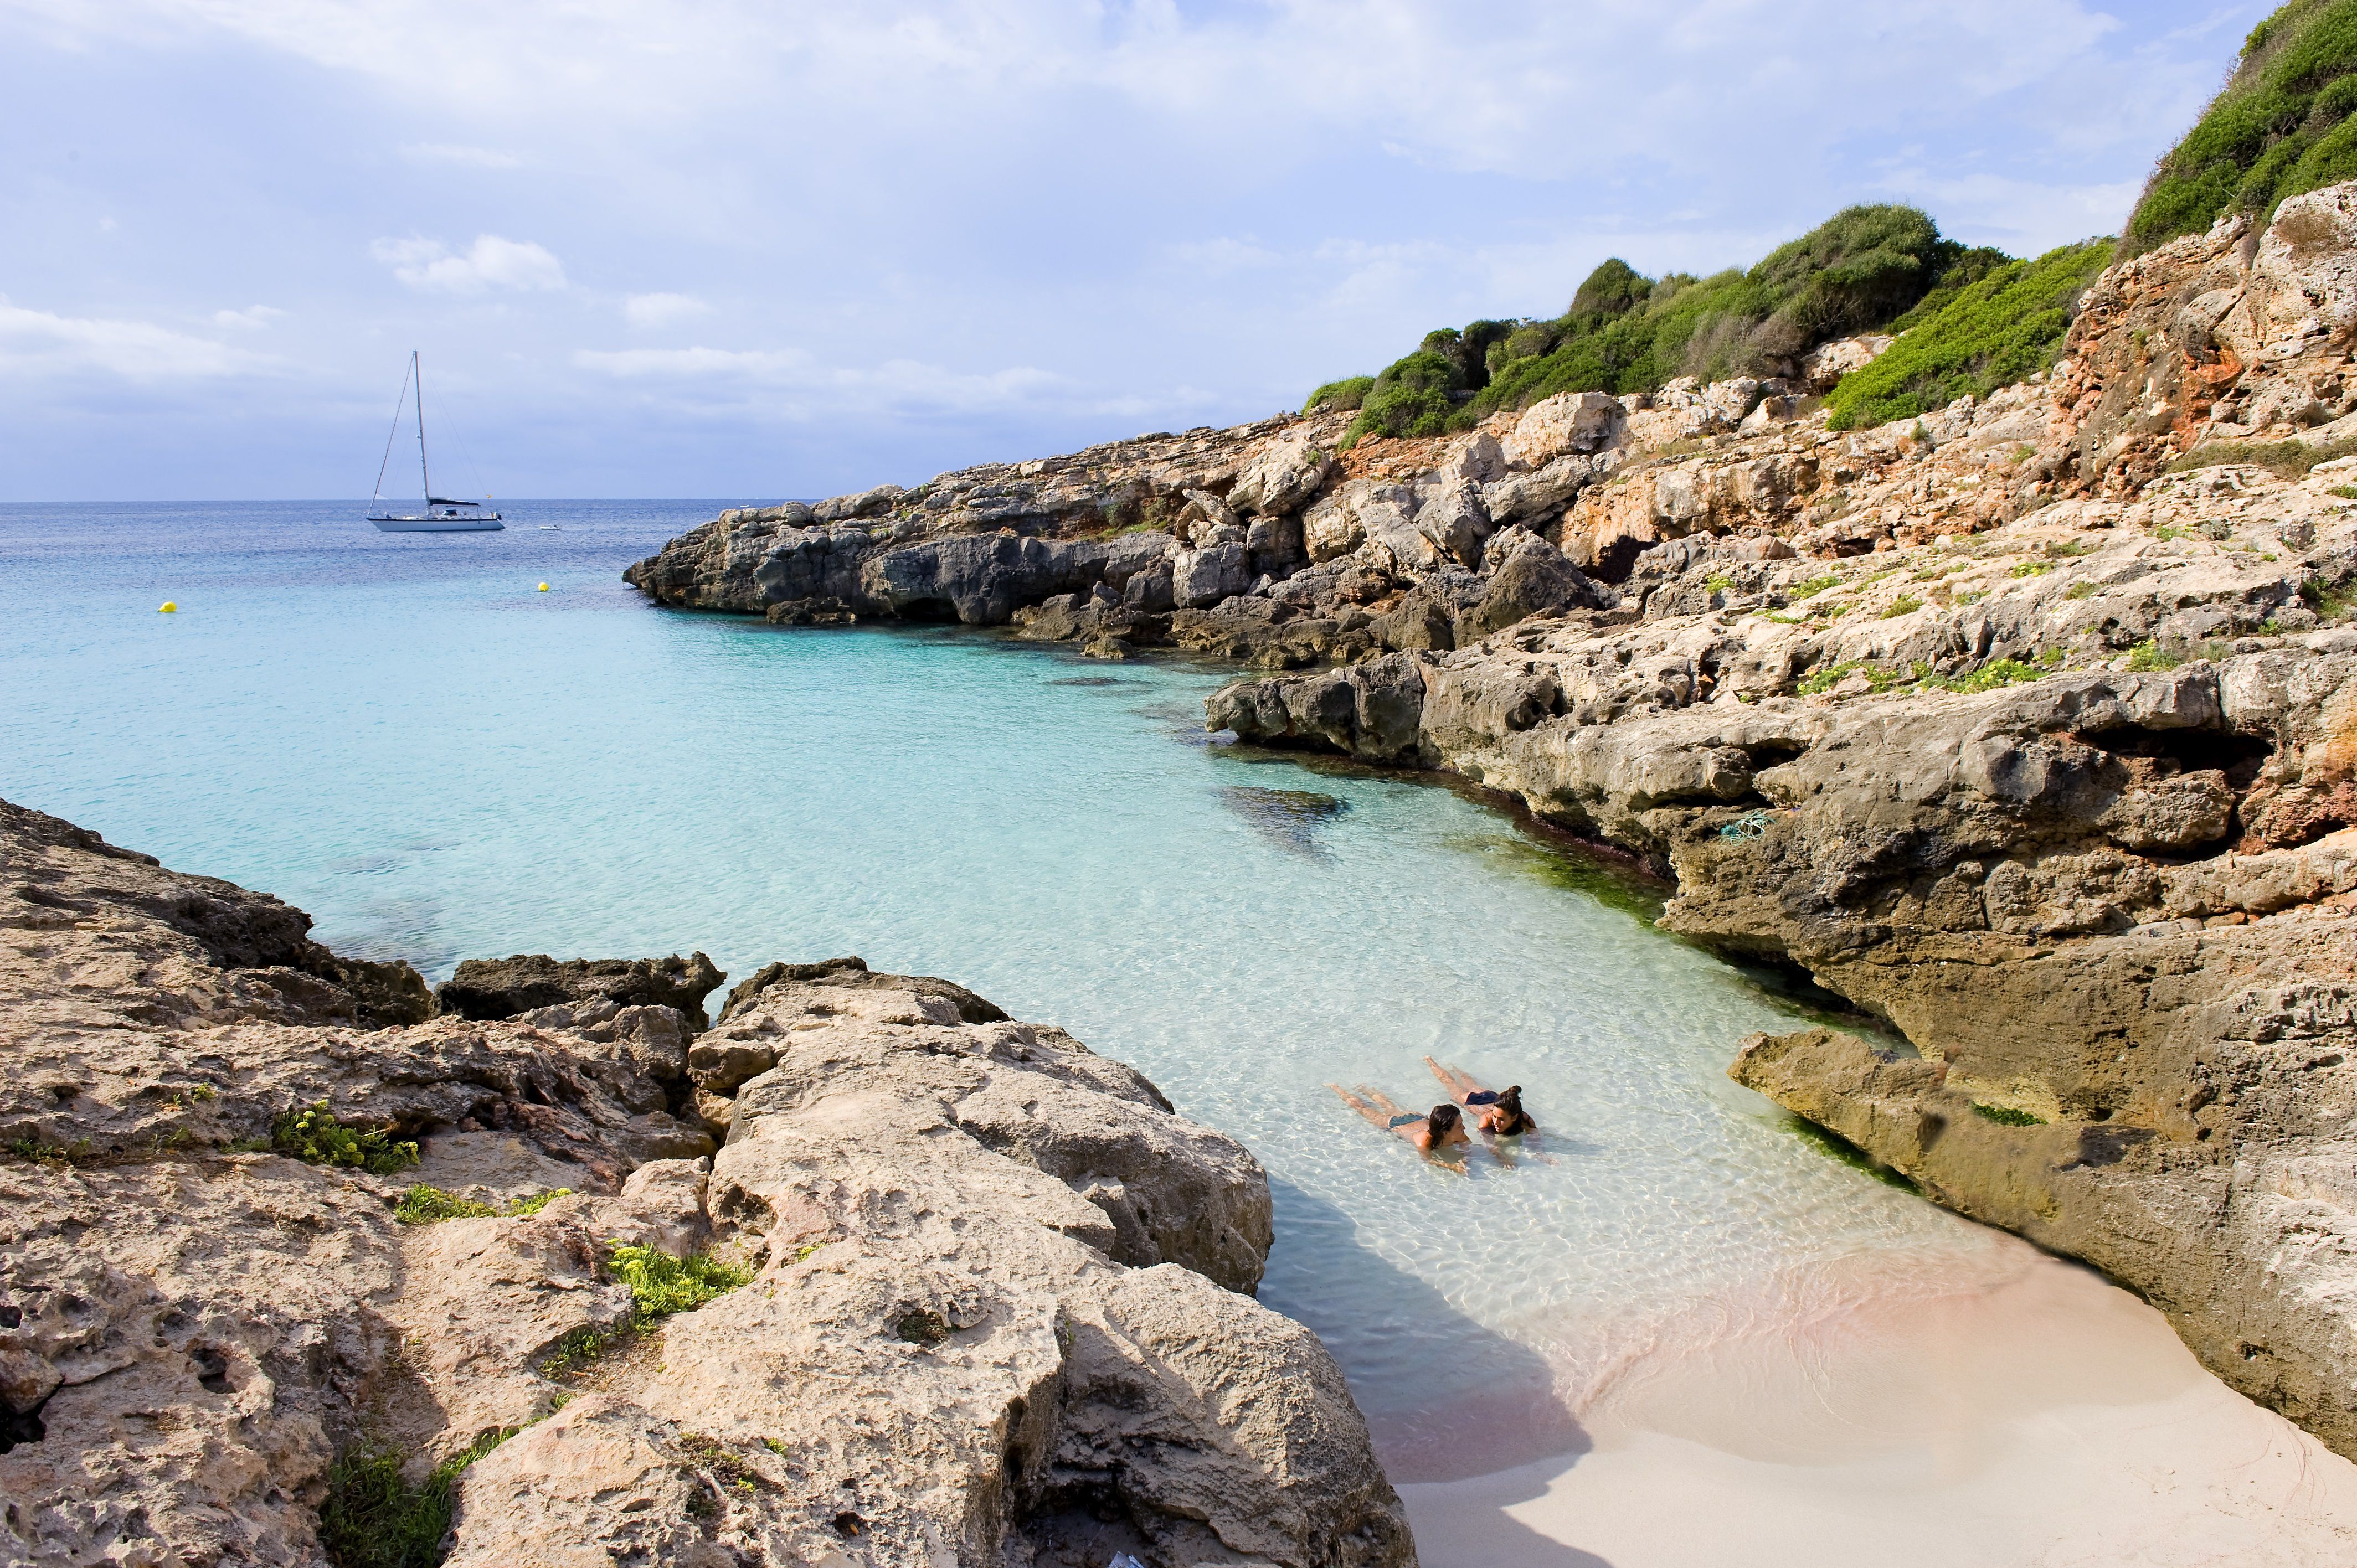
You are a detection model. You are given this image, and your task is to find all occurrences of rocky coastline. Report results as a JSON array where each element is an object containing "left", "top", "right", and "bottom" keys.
[
  {"left": 0, "top": 798, "right": 1414, "bottom": 1567},
  {"left": 625, "top": 185, "right": 2357, "bottom": 1460}
]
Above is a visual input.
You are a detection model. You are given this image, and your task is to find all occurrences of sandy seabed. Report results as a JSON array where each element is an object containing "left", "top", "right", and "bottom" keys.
[{"left": 1391, "top": 1241, "right": 2357, "bottom": 1567}]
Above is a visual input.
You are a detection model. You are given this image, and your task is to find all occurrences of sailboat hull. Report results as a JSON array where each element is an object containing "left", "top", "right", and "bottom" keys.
[{"left": 369, "top": 514, "right": 505, "bottom": 532}]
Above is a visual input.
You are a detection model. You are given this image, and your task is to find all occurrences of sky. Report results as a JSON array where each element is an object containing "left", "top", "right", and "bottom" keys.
[{"left": 0, "top": 1, "right": 2276, "bottom": 502}]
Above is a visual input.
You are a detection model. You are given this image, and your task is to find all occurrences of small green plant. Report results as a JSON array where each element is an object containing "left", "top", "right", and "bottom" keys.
[
  {"left": 538, "top": 1325, "right": 612, "bottom": 1378},
  {"left": 1970, "top": 1102, "right": 2046, "bottom": 1127},
  {"left": 273, "top": 1102, "right": 418, "bottom": 1175},
  {"left": 2010, "top": 561, "right": 2053, "bottom": 578},
  {"left": 2126, "top": 641, "right": 2183, "bottom": 672},
  {"left": 2065, "top": 581, "right": 2098, "bottom": 600},
  {"left": 2044, "top": 539, "right": 2094, "bottom": 558},
  {"left": 2166, "top": 438, "right": 2357, "bottom": 479},
  {"left": 1954, "top": 589, "right": 1986, "bottom": 605},
  {"left": 1918, "top": 657, "right": 2051, "bottom": 694},
  {"left": 1787, "top": 574, "right": 1840, "bottom": 600},
  {"left": 2330, "top": 485, "right": 2357, "bottom": 502},
  {"left": 395, "top": 1185, "right": 496, "bottom": 1225},
  {"left": 894, "top": 1309, "right": 953, "bottom": 1347},
  {"left": 609, "top": 1245, "right": 752, "bottom": 1327},
  {"left": 3, "top": 1136, "right": 92, "bottom": 1166},
  {"left": 507, "top": 1189, "right": 568, "bottom": 1217},
  {"left": 2304, "top": 577, "right": 2357, "bottom": 620},
  {"left": 1798, "top": 661, "right": 1913, "bottom": 697},
  {"left": 1881, "top": 595, "right": 1923, "bottom": 618},
  {"left": 188, "top": 1083, "right": 217, "bottom": 1103},
  {"left": 761, "top": 1436, "right": 789, "bottom": 1456},
  {"left": 677, "top": 1432, "right": 768, "bottom": 1492},
  {"left": 1705, "top": 572, "right": 1735, "bottom": 592},
  {"left": 318, "top": 1429, "right": 512, "bottom": 1568}
]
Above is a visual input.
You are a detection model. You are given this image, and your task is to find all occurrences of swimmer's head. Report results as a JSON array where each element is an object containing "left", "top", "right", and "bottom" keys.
[{"left": 1428, "top": 1103, "right": 1461, "bottom": 1136}]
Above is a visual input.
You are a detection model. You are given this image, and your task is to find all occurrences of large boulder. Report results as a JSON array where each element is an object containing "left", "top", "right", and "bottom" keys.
[
  {"left": 1500, "top": 391, "right": 1625, "bottom": 468},
  {"left": 438, "top": 951, "right": 727, "bottom": 1029}
]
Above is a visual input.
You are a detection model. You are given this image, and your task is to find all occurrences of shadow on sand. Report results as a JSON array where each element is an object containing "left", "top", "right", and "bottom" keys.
[{"left": 1263, "top": 1178, "right": 1617, "bottom": 1567}]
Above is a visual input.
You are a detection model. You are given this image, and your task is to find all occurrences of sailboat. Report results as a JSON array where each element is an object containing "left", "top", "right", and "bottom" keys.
[{"left": 367, "top": 350, "right": 503, "bottom": 531}]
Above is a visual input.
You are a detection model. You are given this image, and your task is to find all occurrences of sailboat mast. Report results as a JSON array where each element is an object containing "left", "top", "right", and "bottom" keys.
[{"left": 413, "top": 350, "right": 433, "bottom": 501}]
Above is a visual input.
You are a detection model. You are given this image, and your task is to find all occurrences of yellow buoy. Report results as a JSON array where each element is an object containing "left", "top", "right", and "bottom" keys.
[
  {"left": 537, "top": 582, "right": 550, "bottom": 592},
  {"left": 158, "top": 601, "right": 177, "bottom": 613}
]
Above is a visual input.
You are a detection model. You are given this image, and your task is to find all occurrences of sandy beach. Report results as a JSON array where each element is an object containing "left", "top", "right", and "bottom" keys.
[{"left": 1398, "top": 1244, "right": 2357, "bottom": 1566}]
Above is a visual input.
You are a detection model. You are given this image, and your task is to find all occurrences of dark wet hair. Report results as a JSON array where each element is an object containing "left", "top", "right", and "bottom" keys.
[
  {"left": 1428, "top": 1103, "right": 1461, "bottom": 1133},
  {"left": 1495, "top": 1086, "right": 1533, "bottom": 1133}
]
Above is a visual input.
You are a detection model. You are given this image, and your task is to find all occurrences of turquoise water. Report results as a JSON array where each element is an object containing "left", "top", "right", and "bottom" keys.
[{"left": 0, "top": 501, "right": 2008, "bottom": 1477}]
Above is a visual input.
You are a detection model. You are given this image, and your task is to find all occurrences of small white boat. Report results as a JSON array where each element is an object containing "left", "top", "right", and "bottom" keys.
[{"left": 368, "top": 351, "right": 502, "bottom": 532}]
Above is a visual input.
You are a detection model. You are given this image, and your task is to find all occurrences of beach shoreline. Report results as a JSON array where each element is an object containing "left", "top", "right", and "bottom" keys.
[{"left": 1396, "top": 1246, "right": 2357, "bottom": 1565}]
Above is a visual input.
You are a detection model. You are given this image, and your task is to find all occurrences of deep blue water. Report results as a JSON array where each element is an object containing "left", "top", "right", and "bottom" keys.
[{"left": 0, "top": 498, "right": 2004, "bottom": 1476}]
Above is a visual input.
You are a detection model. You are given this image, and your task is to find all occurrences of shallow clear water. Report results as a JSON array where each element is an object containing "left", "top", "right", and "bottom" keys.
[{"left": 0, "top": 501, "right": 2010, "bottom": 1474}]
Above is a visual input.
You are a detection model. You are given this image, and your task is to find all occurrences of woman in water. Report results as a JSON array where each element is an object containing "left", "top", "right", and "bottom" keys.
[
  {"left": 1425, "top": 1058, "right": 1537, "bottom": 1136},
  {"left": 1326, "top": 1083, "right": 1470, "bottom": 1156}
]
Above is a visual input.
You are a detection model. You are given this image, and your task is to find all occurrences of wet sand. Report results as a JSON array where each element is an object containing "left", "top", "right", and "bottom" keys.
[{"left": 1392, "top": 1245, "right": 2357, "bottom": 1566}]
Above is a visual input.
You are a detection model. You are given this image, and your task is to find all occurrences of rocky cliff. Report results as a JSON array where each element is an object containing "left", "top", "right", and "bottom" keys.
[
  {"left": 0, "top": 799, "right": 1413, "bottom": 1567},
  {"left": 627, "top": 183, "right": 2357, "bottom": 1461}
]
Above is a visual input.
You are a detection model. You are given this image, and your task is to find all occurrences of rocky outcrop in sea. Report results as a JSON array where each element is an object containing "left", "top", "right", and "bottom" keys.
[
  {"left": 628, "top": 183, "right": 2357, "bottom": 1461},
  {"left": 0, "top": 799, "right": 1413, "bottom": 1567}
]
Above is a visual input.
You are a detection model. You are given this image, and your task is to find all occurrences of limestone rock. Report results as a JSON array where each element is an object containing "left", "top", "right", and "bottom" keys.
[
  {"left": 439, "top": 952, "right": 726, "bottom": 1029},
  {"left": 1500, "top": 390, "right": 1625, "bottom": 468},
  {"left": 0, "top": 805, "right": 1413, "bottom": 1567}
]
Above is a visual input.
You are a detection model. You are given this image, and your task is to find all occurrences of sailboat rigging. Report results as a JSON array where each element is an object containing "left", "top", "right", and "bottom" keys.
[{"left": 367, "top": 351, "right": 503, "bottom": 531}]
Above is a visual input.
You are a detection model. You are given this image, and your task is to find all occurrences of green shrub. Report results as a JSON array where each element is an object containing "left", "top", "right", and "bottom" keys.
[
  {"left": 2127, "top": 1, "right": 2357, "bottom": 254},
  {"left": 2304, "top": 575, "right": 2357, "bottom": 617},
  {"left": 318, "top": 1430, "right": 510, "bottom": 1568},
  {"left": 394, "top": 1185, "right": 571, "bottom": 1225},
  {"left": 1881, "top": 595, "right": 1924, "bottom": 618},
  {"left": 1342, "top": 351, "right": 1459, "bottom": 446},
  {"left": 1970, "top": 1102, "right": 2047, "bottom": 1127},
  {"left": 2066, "top": 581, "right": 2098, "bottom": 600},
  {"left": 609, "top": 1244, "right": 752, "bottom": 1327},
  {"left": 1824, "top": 240, "right": 2112, "bottom": 431},
  {"left": 1318, "top": 204, "right": 1967, "bottom": 432},
  {"left": 2127, "top": 641, "right": 2185, "bottom": 670},
  {"left": 2010, "top": 561, "right": 2054, "bottom": 577},
  {"left": 2168, "top": 436, "right": 2357, "bottom": 477},
  {"left": 2329, "top": 483, "right": 2357, "bottom": 499},
  {"left": 395, "top": 1185, "right": 495, "bottom": 1224},
  {"left": 1798, "top": 661, "right": 1912, "bottom": 696},
  {"left": 1301, "top": 375, "right": 1373, "bottom": 414},
  {"left": 1918, "top": 657, "right": 2050, "bottom": 694},
  {"left": 274, "top": 1102, "right": 418, "bottom": 1176}
]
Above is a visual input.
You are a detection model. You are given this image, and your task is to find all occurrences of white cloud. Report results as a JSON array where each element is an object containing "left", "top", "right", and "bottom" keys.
[
  {"left": 571, "top": 343, "right": 1132, "bottom": 418},
  {"left": 0, "top": 296, "right": 261, "bottom": 380},
  {"left": 212, "top": 303, "right": 284, "bottom": 329},
  {"left": 622, "top": 291, "right": 708, "bottom": 328},
  {"left": 371, "top": 234, "right": 568, "bottom": 295},
  {"left": 399, "top": 142, "right": 524, "bottom": 168}
]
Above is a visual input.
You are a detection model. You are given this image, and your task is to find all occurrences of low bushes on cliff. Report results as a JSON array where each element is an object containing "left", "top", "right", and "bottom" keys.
[
  {"left": 2126, "top": 0, "right": 2357, "bottom": 254},
  {"left": 1321, "top": 204, "right": 1969, "bottom": 445},
  {"left": 1824, "top": 239, "right": 2113, "bottom": 430}
]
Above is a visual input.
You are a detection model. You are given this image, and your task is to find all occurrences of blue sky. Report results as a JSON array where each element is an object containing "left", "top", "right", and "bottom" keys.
[{"left": 0, "top": 1, "right": 2272, "bottom": 501}]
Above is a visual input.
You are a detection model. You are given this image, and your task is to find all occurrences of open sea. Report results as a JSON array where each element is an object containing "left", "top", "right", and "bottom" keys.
[{"left": 0, "top": 498, "right": 2077, "bottom": 1478}]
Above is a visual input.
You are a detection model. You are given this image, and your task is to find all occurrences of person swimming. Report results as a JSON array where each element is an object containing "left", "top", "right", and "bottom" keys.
[
  {"left": 1326, "top": 1083, "right": 1469, "bottom": 1156},
  {"left": 1425, "top": 1057, "right": 1537, "bottom": 1136}
]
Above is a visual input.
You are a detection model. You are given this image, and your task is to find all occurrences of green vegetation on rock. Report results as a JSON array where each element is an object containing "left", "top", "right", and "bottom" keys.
[
  {"left": 1317, "top": 205, "right": 1969, "bottom": 446},
  {"left": 1824, "top": 240, "right": 2113, "bottom": 430},
  {"left": 1970, "top": 1102, "right": 2047, "bottom": 1127},
  {"left": 394, "top": 1184, "right": 573, "bottom": 1225},
  {"left": 320, "top": 1430, "right": 513, "bottom": 1568},
  {"left": 610, "top": 1244, "right": 752, "bottom": 1325},
  {"left": 274, "top": 1102, "right": 418, "bottom": 1176},
  {"left": 2126, "top": 0, "right": 2357, "bottom": 254}
]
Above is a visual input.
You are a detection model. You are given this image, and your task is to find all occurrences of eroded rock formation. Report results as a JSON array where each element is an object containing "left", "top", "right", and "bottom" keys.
[{"left": 0, "top": 800, "right": 1412, "bottom": 1567}]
